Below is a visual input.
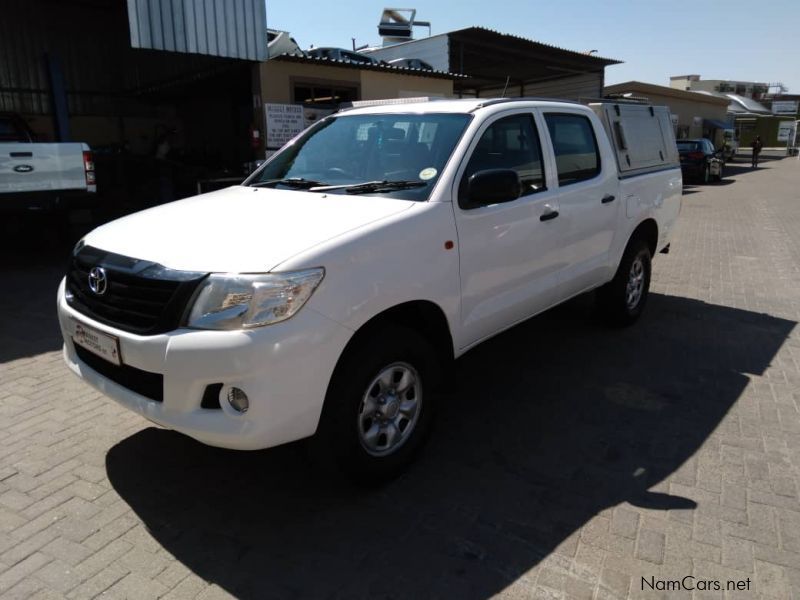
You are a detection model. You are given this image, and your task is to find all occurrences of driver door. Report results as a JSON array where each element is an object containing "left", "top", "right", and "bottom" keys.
[{"left": 453, "top": 110, "right": 565, "bottom": 349}]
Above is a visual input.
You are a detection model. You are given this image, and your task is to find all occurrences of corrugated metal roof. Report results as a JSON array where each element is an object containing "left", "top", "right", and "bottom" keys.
[
  {"left": 127, "top": 0, "right": 267, "bottom": 61},
  {"left": 272, "top": 53, "right": 466, "bottom": 80},
  {"left": 604, "top": 82, "right": 731, "bottom": 106},
  {"left": 694, "top": 91, "right": 772, "bottom": 114},
  {"left": 451, "top": 27, "right": 622, "bottom": 66}
]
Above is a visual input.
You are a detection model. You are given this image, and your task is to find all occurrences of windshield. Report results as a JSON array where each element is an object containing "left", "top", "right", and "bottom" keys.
[{"left": 248, "top": 112, "right": 472, "bottom": 201}]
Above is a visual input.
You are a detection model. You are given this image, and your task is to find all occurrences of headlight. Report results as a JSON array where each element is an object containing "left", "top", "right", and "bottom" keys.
[{"left": 186, "top": 268, "right": 324, "bottom": 330}]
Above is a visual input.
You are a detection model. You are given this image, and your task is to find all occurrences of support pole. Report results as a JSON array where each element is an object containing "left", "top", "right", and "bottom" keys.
[{"left": 45, "top": 53, "right": 70, "bottom": 142}]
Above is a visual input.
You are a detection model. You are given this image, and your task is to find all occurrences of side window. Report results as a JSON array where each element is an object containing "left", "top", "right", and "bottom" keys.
[
  {"left": 458, "top": 113, "right": 545, "bottom": 205},
  {"left": 544, "top": 114, "right": 601, "bottom": 186}
]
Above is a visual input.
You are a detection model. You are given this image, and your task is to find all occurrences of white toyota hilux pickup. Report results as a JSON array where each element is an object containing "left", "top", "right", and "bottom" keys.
[{"left": 57, "top": 98, "right": 682, "bottom": 478}]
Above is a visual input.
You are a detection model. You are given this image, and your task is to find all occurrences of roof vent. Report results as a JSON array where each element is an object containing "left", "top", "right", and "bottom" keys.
[{"left": 378, "top": 8, "right": 431, "bottom": 46}]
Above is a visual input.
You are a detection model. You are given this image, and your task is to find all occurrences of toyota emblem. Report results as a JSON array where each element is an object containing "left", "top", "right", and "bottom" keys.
[{"left": 88, "top": 267, "right": 108, "bottom": 295}]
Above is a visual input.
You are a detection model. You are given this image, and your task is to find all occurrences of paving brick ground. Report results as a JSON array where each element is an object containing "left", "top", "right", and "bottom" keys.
[{"left": 1, "top": 152, "right": 800, "bottom": 599}]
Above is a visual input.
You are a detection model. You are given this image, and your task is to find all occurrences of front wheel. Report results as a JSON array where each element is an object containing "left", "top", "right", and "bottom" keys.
[
  {"left": 312, "top": 324, "right": 440, "bottom": 482},
  {"left": 597, "top": 239, "right": 652, "bottom": 326}
]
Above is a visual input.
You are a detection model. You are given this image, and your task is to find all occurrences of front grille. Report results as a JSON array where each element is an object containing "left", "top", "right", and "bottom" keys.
[
  {"left": 75, "top": 345, "right": 164, "bottom": 402},
  {"left": 66, "top": 245, "right": 207, "bottom": 335}
]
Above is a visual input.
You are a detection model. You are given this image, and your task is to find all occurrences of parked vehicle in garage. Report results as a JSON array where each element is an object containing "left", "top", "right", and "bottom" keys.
[
  {"left": 387, "top": 57, "right": 435, "bottom": 71},
  {"left": 307, "top": 47, "right": 379, "bottom": 65},
  {"left": 267, "top": 29, "right": 302, "bottom": 57},
  {"left": 676, "top": 138, "right": 724, "bottom": 183},
  {"left": 0, "top": 112, "right": 96, "bottom": 213},
  {"left": 57, "top": 98, "right": 681, "bottom": 480}
]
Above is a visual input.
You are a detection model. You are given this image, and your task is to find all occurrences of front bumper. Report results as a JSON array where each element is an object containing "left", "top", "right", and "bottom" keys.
[{"left": 56, "top": 278, "right": 353, "bottom": 450}]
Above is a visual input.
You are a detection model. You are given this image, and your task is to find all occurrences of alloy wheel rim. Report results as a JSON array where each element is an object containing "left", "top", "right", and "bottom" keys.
[
  {"left": 357, "top": 362, "right": 422, "bottom": 457},
  {"left": 626, "top": 256, "right": 645, "bottom": 311}
]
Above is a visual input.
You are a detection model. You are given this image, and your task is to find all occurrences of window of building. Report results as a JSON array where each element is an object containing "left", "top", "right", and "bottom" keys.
[
  {"left": 544, "top": 113, "right": 601, "bottom": 185},
  {"left": 293, "top": 83, "right": 358, "bottom": 107}
]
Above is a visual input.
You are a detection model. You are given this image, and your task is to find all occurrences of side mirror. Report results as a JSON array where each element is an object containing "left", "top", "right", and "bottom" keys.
[{"left": 464, "top": 169, "right": 521, "bottom": 208}]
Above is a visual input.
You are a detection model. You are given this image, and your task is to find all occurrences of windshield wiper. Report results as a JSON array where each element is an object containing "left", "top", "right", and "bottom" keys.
[
  {"left": 309, "top": 180, "right": 428, "bottom": 194},
  {"left": 250, "top": 177, "right": 329, "bottom": 189}
]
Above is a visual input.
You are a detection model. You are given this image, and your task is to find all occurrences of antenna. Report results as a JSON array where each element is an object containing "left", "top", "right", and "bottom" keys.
[{"left": 501, "top": 76, "right": 510, "bottom": 98}]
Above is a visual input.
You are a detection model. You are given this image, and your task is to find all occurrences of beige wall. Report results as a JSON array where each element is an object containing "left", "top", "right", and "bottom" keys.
[
  {"left": 605, "top": 84, "right": 729, "bottom": 139},
  {"left": 359, "top": 70, "right": 452, "bottom": 100},
  {"left": 257, "top": 61, "right": 453, "bottom": 154},
  {"left": 260, "top": 61, "right": 361, "bottom": 104},
  {"left": 259, "top": 60, "right": 453, "bottom": 104},
  {"left": 636, "top": 92, "right": 728, "bottom": 138}
]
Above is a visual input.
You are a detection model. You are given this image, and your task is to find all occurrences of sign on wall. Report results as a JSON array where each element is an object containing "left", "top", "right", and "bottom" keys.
[
  {"left": 777, "top": 121, "right": 796, "bottom": 142},
  {"left": 772, "top": 101, "right": 798, "bottom": 115},
  {"left": 303, "top": 106, "right": 336, "bottom": 128},
  {"left": 265, "top": 104, "right": 305, "bottom": 150}
]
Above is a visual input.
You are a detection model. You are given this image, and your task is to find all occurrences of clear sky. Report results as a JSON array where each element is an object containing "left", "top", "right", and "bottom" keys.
[{"left": 265, "top": 0, "right": 800, "bottom": 93}]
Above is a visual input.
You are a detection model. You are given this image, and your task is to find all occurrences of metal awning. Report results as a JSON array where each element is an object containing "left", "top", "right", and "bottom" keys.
[
  {"left": 446, "top": 27, "right": 621, "bottom": 91},
  {"left": 704, "top": 118, "right": 730, "bottom": 129}
]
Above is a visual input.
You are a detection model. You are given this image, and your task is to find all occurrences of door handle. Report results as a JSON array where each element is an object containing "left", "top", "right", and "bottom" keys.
[
  {"left": 540, "top": 208, "right": 559, "bottom": 222},
  {"left": 601, "top": 194, "right": 616, "bottom": 204}
]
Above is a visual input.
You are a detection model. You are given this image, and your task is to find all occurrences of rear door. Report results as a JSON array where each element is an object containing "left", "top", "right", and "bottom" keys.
[
  {"left": 539, "top": 110, "right": 619, "bottom": 297},
  {"left": 453, "top": 109, "right": 565, "bottom": 348},
  {"left": 0, "top": 142, "right": 87, "bottom": 194}
]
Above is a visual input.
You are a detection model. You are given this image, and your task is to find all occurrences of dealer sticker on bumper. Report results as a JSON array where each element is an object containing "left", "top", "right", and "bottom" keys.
[{"left": 71, "top": 318, "right": 121, "bottom": 366}]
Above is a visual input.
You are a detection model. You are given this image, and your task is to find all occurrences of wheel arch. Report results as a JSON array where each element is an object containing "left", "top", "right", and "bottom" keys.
[
  {"left": 319, "top": 299, "right": 455, "bottom": 430},
  {"left": 630, "top": 218, "right": 659, "bottom": 257},
  {"left": 338, "top": 300, "right": 455, "bottom": 369}
]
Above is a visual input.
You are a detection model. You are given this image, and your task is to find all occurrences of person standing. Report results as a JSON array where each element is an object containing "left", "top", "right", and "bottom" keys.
[{"left": 750, "top": 136, "right": 764, "bottom": 168}]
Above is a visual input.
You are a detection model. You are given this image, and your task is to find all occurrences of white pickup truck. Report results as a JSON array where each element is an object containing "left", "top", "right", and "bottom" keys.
[
  {"left": 1, "top": 112, "right": 96, "bottom": 213},
  {"left": 57, "top": 98, "right": 681, "bottom": 479}
]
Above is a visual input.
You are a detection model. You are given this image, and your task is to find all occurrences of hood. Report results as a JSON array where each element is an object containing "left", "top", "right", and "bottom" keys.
[{"left": 85, "top": 186, "right": 416, "bottom": 272}]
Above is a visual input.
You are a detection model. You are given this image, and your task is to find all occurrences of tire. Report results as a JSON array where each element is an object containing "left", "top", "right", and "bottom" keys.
[
  {"left": 597, "top": 238, "right": 652, "bottom": 326},
  {"left": 312, "top": 324, "right": 440, "bottom": 482}
]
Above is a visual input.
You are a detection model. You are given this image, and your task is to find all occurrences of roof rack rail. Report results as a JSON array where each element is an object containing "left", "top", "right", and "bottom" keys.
[
  {"left": 469, "top": 97, "right": 579, "bottom": 111},
  {"left": 338, "top": 96, "right": 444, "bottom": 112},
  {"left": 469, "top": 96, "right": 652, "bottom": 112}
]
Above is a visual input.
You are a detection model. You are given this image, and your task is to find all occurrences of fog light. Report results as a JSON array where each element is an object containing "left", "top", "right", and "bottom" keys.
[{"left": 227, "top": 387, "right": 249, "bottom": 413}]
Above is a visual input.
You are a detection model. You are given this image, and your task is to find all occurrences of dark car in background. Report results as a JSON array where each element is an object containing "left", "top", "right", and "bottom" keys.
[{"left": 676, "top": 138, "right": 724, "bottom": 184}]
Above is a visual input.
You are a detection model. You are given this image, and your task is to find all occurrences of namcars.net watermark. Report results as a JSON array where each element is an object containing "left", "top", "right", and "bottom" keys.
[{"left": 642, "top": 576, "right": 752, "bottom": 592}]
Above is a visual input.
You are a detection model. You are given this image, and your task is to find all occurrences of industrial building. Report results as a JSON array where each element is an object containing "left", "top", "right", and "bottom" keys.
[{"left": 1, "top": 1, "right": 623, "bottom": 209}]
